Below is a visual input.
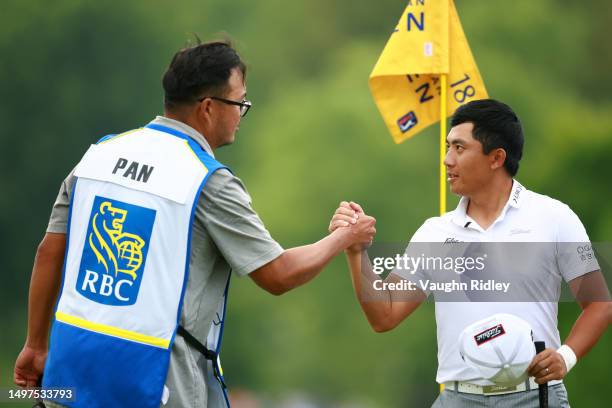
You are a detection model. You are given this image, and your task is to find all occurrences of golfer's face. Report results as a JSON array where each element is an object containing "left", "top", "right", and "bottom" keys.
[{"left": 444, "top": 122, "right": 492, "bottom": 196}]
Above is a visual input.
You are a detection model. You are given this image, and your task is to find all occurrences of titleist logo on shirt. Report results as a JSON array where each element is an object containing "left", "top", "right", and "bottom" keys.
[
  {"left": 444, "top": 237, "right": 463, "bottom": 244},
  {"left": 474, "top": 324, "right": 506, "bottom": 346}
]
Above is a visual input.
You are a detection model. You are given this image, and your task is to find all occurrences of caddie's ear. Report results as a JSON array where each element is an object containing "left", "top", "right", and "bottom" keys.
[
  {"left": 197, "top": 97, "right": 214, "bottom": 120},
  {"left": 489, "top": 148, "right": 507, "bottom": 171}
]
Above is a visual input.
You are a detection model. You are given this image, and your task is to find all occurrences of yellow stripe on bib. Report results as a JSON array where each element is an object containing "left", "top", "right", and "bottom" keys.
[{"left": 56, "top": 311, "right": 170, "bottom": 349}]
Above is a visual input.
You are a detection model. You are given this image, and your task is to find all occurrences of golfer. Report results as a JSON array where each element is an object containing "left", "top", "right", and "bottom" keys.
[{"left": 329, "top": 99, "right": 610, "bottom": 407}]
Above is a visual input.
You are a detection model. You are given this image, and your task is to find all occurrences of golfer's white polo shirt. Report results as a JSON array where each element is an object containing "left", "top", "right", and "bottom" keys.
[{"left": 396, "top": 180, "right": 599, "bottom": 385}]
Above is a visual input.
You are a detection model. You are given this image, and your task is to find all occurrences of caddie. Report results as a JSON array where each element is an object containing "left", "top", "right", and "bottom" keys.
[
  {"left": 13, "top": 39, "right": 376, "bottom": 408},
  {"left": 329, "top": 99, "right": 611, "bottom": 407}
]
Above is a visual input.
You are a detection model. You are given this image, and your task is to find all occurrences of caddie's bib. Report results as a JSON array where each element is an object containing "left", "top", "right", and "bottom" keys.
[{"left": 43, "top": 124, "right": 230, "bottom": 407}]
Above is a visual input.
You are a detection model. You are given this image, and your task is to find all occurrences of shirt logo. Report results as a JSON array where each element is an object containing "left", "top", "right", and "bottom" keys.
[
  {"left": 444, "top": 237, "right": 463, "bottom": 244},
  {"left": 76, "top": 196, "right": 156, "bottom": 306},
  {"left": 509, "top": 228, "right": 531, "bottom": 235},
  {"left": 397, "top": 111, "right": 418, "bottom": 133},
  {"left": 512, "top": 183, "right": 523, "bottom": 205},
  {"left": 474, "top": 324, "right": 506, "bottom": 346}
]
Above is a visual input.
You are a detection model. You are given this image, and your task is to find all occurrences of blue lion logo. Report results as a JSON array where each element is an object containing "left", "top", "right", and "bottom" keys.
[{"left": 77, "top": 196, "right": 155, "bottom": 305}]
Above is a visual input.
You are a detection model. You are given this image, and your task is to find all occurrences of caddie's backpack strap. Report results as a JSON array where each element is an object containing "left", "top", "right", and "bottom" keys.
[
  {"left": 176, "top": 325, "right": 227, "bottom": 390},
  {"left": 177, "top": 325, "right": 217, "bottom": 361}
]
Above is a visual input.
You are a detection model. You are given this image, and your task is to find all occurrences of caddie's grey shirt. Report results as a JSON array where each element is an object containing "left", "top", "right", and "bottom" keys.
[{"left": 45, "top": 116, "right": 284, "bottom": 408}]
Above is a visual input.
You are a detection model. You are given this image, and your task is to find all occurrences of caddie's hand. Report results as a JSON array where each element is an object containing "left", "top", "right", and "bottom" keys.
[
  {"left": 14, "top": 345, "right": 47, "bottom": 388},
  {"left": 328, "top": 201, "right": 365, "bottom": 232},
  {"left": 527, "top": 348, "right": 568, "bottom": 384}
]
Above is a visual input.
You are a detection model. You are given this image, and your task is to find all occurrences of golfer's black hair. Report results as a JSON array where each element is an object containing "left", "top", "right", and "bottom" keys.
[
  {"left": 163, "top": 39, "right": 246, "bottom": 110},
  {"left": 451, "top": 99, "right": 524, "bottom": 176}
]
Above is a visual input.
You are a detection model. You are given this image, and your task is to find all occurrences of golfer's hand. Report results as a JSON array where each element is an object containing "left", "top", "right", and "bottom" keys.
[
  {"left": 527, "top": 348, "right": 568, "bottom": 384},
  {"left": 14, "top": 345, "right": 47, "bottom": 388},
  {"left": 329, "top": 201, "right": 375, "bottom": 252}
]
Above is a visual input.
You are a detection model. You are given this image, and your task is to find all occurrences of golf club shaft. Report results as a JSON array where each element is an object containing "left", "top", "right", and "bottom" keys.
[{"left": 534, "top": 341, "right": 548, "bottom": 408}]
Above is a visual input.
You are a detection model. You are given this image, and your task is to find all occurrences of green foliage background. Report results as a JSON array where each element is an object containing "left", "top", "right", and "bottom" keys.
[{"left": 1, "top": 0, "right": 610, "bottom": 406}]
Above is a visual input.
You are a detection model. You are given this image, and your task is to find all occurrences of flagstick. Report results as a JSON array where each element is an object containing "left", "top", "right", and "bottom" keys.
[
  {"left": 439, "top": 75, "right": 448, "bottom": 394},
  {"left": 439, "top": 74, "right": 447, "bottom": 215}
]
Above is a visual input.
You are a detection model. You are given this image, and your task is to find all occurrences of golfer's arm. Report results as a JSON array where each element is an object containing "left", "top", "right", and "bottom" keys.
[
  {"left": 564, "top": 271, "right": 612, "bottom": 359},
  {"left": 345, "top": 250, "right": 424, "bottom": 332},
  {"left": 26, "top": 233, "right": 66, "bottom": 349},
  {"left": 250, "top": 229, "right": 349, "bottom": 295}
]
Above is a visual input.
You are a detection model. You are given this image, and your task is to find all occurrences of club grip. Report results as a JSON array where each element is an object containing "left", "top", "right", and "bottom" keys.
[{"left": 534, "top": 341, "right": 548, "bottom": 408}]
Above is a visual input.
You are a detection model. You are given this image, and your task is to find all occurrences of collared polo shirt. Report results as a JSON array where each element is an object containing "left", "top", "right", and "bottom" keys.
[{"left": 395, "top": 180, "right": 599, "bottom": 385}]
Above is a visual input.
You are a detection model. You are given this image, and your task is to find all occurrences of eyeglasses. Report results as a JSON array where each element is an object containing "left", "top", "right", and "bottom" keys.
[{"left": 198, "top": 96, "right": 252, "bottom": 117}]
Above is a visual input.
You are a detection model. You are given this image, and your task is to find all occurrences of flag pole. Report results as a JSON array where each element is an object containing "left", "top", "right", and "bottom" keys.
[
  {"left": 439, "top": 73, "right": 448, "bottom": 395},
  {"left": 439, "top": 74, "right": 447, "bottom": 215}
]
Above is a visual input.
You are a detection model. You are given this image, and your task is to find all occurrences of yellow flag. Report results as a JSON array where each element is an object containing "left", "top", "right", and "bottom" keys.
[{"left": 369, "top": 0, "right": 488, "bottom": 144}]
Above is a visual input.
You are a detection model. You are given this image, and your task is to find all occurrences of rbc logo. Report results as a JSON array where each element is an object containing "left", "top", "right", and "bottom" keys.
[{"left": 76, "top": 196, "right": 156, "bottom": 306}]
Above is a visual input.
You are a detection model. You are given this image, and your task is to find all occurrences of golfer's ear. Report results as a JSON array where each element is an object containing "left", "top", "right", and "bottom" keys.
[{"left": 489, "top": 148, "right": 507, "bottom": 170}]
